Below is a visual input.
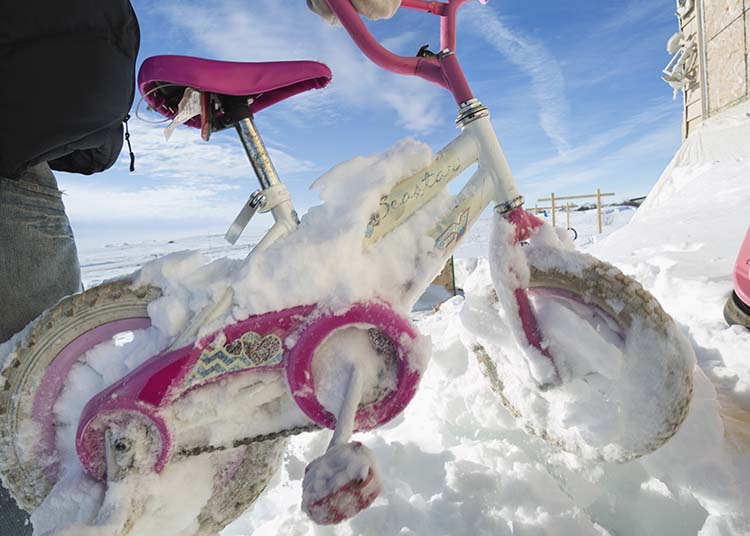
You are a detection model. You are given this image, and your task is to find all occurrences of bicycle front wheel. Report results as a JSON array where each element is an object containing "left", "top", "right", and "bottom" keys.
[{"left": 467, "top": 228, "right": 695, "bottom": 462}]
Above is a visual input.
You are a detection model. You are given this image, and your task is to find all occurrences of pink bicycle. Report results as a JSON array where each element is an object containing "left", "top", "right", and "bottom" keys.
[{"left": 0, "top": 1, "right": 695, "bottom": 533}]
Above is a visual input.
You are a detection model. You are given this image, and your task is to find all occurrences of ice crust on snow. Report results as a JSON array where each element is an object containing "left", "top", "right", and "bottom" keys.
[{"left": 637, "top": 99, "right": 750, "bottom": 217}]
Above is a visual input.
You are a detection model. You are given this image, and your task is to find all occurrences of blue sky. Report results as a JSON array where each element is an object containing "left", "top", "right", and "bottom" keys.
[{"left": 58, "top": 0, "right": 683, "bottom": 249}]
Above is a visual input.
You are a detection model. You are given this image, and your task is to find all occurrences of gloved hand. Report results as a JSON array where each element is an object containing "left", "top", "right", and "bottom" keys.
[{"left": 307, "top": 0, "right": 400, "bottom": 24}]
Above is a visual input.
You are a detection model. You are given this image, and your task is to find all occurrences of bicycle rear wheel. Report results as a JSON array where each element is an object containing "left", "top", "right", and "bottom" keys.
[{"left": 0, "top": 280, "right": 287, "bottom": 535}]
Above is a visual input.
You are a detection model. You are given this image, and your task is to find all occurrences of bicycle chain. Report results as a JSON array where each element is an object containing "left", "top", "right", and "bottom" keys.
[{"left": 174, "top": 423, "right": 322, "bottom": 460}]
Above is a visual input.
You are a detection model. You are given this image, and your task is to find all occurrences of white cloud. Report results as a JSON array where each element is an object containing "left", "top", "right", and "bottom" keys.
[
  {"left": 61, "top": 119, "right": 317, "bottom": 225},
  {"left": 519, "top": 101, "right": 677, "bottom": 181},
  {"left": 521, "top": 120, "right": 680, "bottom": 200},
  {"left": 63, "top": 182, "right": 239, "bottom": 223},
  {"left": 464, "top": 4, "right": 570, "bottom": 154},
  {"left": 154, "top": 0, "right": 443, "bottom": 132},
  {"left": 114, "top": 119, "right": 316, "bottom": 183},
  {"left": 600, "top": 1, "right": 667, "bottom": 32}
]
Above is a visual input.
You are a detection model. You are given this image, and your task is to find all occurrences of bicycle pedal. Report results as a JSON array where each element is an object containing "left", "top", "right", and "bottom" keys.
[{"left": 302, "top": 442, "right": 382, "bottom": 525}]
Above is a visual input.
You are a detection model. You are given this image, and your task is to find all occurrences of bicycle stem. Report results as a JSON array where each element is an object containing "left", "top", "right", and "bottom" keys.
[
  {"left": 400, "top": 0, "right": 474, "bottom": 53},
  {"left": 324, "top": 0, "right": 475, "bottom": 105}
]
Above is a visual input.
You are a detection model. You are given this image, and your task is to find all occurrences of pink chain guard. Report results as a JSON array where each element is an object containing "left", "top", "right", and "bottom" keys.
[
  {"left": 76, "top": 301, "right": 423, "bottom": 481},
  {"left": 286, "top": 301, "right": 422, "bottom": 433}
]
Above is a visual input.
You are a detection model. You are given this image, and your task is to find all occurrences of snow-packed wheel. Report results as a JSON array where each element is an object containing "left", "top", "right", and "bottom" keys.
[
  {"left": 469, "top": 230, "right": 695, "bottom": 462},
  {"left": 723, "top": 291, "right": 750, "bottom": 329},
  {"left": 0, "top": 279, "right": 161, "bottom": 510},
  {"left": 196, "top": 438, "right": 288, "bottom": 535},
  {"left": 0, "top": 280, "right": 287, "bottom": 534}
]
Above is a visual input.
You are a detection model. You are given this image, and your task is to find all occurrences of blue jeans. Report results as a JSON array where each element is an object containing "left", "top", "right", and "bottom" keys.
[
  {"left": 0, "top": 162, "right": 81, "bottom": 534},
  {"left": 0, "top": 163, "right": 81, "bottom": 342}
]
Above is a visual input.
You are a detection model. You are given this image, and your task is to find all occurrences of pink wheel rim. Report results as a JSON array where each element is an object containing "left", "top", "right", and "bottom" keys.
[
  {"left": 526, "top": 287, "right": 626, "bottom": 342},
  {"left": 31, "top": 318, "right": 151, "bottom": 479}
]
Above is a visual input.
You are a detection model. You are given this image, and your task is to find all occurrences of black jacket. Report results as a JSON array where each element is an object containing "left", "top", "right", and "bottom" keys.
[{"left": 0, "top": 0, "right": 140, "bottom": 177}]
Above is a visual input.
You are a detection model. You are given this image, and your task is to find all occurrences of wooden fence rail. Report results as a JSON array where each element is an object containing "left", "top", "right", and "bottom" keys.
[{"left": 538, "top": 189, "right": 615, "bottom": 234}]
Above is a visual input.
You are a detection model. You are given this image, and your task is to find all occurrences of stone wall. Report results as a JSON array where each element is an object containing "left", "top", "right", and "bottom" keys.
[{"left": 677, "top": 0, "right": 750, "bottom": 138}]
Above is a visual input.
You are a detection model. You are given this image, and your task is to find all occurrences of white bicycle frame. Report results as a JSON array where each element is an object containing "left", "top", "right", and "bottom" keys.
[{"left": 240, "top": 99, "right": 522, "bottom": 272}]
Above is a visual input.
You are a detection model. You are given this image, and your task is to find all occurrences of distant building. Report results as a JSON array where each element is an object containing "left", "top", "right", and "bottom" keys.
[{"left": 663, "top": 0, "right": 750, "bottom": 138}]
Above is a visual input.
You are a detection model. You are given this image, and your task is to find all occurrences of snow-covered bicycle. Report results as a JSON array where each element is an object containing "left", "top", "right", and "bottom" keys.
[{"left": 0, "top": 1, "right": 695, "bottom": 533}]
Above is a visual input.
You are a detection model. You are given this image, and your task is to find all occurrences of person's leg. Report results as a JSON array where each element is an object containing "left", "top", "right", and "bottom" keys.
[
  {"left": 0, "top": 162, "right": 82, "bottom": 534},
  {"left": 0, "top": 162, "right": 81, "bottom": 341}
]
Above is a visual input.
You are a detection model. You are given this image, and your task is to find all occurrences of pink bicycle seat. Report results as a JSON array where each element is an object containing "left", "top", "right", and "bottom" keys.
[{"left": 138, "top": 55, "right": 332, "bottom": 127}]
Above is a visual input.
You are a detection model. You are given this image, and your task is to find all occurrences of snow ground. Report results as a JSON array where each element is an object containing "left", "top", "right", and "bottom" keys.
[
  {"left": 225, "top": 105, "right": 749, "bottom": 535},
  {"left": 223, "top": 212, "right": 748, "bottom": 534},
  {"left": 36, "top": 102, "right": 750, "bottom": 535},
  {"left": 78, "top": 205, "right": 635, "bottom": 289}
]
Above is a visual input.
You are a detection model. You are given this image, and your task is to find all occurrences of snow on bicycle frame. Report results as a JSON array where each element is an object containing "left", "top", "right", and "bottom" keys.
[
  {"left": 76, "top": 0, "right": 559, "bottom": 523},
  {"left": 131, "top": 0, "right": 690, "bottom": 474},
  {"left": 99, "top": 0, "right": 509, "bottom": 463},
  {"left": 0, "top": 0, "right": 695, "bottom": 532},
  {"left": 137, "top": 0, "right": 549, "bottom": 368}
]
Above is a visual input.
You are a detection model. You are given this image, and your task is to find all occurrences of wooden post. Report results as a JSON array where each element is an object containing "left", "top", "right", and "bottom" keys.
[
  {"left": 550, "top": 193, "right": 556, "bottom": 227},
  {"left": 432, "top": 256, "right": 457, "bottom": 297},
  {"left": 536, "top": 192, "right": 614, "bottom": 232},
  {"left": 566, "top": 203, "right": 571, "bottom": 229},
  {"left": 449, "top": 256, "right": 457, "bottom": 296}
]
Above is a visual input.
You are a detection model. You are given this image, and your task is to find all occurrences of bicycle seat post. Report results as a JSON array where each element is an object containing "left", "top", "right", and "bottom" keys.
[
  {"left": 235, "top": 116, "right": 281, "bottom": 189},
  {"left": 222, "top": 97, "right": 299, "bottom": 247}
]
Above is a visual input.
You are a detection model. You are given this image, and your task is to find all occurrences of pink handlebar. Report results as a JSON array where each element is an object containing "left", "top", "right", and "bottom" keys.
[
  {"left": 324, "top": 0, "right": 480, "bottom": 104},
  {"left": 401, "top": 0, "right": 473, "bottom": 52}
]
